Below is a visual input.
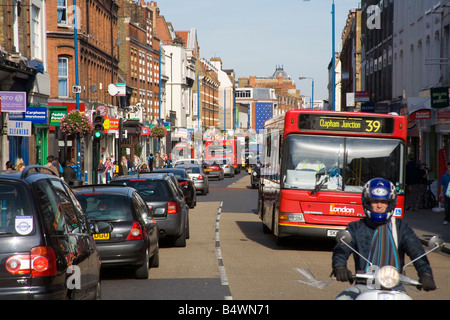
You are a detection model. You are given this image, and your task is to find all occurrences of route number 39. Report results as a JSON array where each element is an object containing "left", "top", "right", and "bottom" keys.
[{"left": 365, "top": 120, "right": 381, "bottom": 133}]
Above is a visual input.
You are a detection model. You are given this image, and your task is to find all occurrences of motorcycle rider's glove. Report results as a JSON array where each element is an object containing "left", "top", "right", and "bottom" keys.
[
  {"left": 333, "top": 266, "right": 354, "bottom": 284},
  {"left": 419, "top": 272, "right": 436, "bottom": 291}
]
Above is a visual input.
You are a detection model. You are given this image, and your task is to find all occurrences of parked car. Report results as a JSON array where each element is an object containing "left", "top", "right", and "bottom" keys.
[
  {"left": 0, "top": 165, "right": 102, "bottom": 300},
  {"left": 202, "top": 159, "right": 224, "bottom": 180},
  {"left": 110, "top": 173, "right": 190, "bottom": 247},
  {"left": 73, "top": 185, "right": 159, "bottom": 279},
  {"left": 175, "top": 164, "right": 209, "bottom": 195},
  {"left": 153, "top": 168, "right": 197, "bottom": 208}
]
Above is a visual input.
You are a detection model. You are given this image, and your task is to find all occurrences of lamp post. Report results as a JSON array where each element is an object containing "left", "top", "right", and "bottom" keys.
[
  {"left": 299, "top": 77, "right": 314, "bottom": 109},
  {"left": 72, "top": 0, "right": 81, "bottom": 179},
  {"left": 331, "top": 0, "right": 336, "bottom": 111}
]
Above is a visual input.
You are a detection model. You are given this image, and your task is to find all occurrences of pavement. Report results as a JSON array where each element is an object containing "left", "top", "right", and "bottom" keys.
[{"left": 403, "top": 205, "right": 450, "bottom": 255}]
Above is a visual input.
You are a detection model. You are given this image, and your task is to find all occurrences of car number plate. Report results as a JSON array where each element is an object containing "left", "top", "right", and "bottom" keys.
[
  {"left": 327, "top": 230, "right": 338, "bottom": 237},
  {"left": 204, "top": 169, "right": 212, "bottom": 171},
  {"left": 93, "top": 233, "right": 110, "bottom": 240}
]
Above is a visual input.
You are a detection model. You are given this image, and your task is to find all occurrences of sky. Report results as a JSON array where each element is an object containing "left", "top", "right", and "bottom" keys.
[{"left": 156, "top": 0, "right": 362, "bottom": 102}]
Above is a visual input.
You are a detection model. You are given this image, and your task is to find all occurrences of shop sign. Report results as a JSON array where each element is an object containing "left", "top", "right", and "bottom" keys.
[
  {"left": 0, "top": 92, "right": 26, "bottom": 112},
  {"left": 141, "top": 126, "right": 149, "bottom": 136},
  {"left": 49, "top": 107, "right": 67, "bottom": 126},
  {"left": 431, "top": 87, "right": 450, "bottom": 109},
  {"left": 25, "top": 107, "right": 47, "bottom": 124},
  {"left": 103, "top": 118, "right": 119, "bottom": 132},
  {"left": 7, "top": 120, "right": 32, "bottom": 136}
]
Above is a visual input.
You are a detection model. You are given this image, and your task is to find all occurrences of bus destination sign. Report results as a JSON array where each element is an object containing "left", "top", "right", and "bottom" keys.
[{"left": 299, "top": 114, "right": 394, "bottom": 134}]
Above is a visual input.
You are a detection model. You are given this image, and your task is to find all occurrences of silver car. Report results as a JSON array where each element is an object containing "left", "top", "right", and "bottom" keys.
[
  {"left": 212, "top": 158, "right": 235, "bottom": 177},
  {"left": 176, "top": 164, "right": 209, "bottom": 195}
]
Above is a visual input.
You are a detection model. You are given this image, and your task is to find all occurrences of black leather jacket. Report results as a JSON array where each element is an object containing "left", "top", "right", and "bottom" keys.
[{"left": 332, "top": 217, "right": 433, "bottom": 277}]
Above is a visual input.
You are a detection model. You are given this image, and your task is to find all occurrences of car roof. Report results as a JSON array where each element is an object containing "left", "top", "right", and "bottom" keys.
[
  {"left": 153, "top": 168, "right": 185, "bottom": 173},
  {"left": 72, "top": 184, "right": 136, "bottom": 196},
  {"left": 0, "top": 165, "right": 61, "bottom": 184},
  {"left": 111, "top": 172, "right": 170, "bottom": 181}
]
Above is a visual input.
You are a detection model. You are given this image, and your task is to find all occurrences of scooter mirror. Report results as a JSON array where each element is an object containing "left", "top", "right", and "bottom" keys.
[
  {"left": 428, "top": 236, "right": 444, "bottom": 251},
  {"left": 336, "top": 230, "right": 352, "bottom": 245}
]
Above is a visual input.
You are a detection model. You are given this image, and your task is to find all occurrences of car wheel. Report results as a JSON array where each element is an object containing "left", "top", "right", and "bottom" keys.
[{"left": 135, "top": 247, "right": 150, "bottom": 279}]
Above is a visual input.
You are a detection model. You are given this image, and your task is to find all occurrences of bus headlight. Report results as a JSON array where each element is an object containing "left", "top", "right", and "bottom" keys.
[
  {"left": 279, "top": 213, "right": 305, "bottom": 223},
  {"left": 377, "top": 266, "right": 400, "bottom": 289}
]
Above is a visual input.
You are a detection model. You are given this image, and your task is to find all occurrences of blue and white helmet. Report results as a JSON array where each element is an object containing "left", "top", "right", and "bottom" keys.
[{"left": 362, "top": 178, "right": 397, "bottom": 223}]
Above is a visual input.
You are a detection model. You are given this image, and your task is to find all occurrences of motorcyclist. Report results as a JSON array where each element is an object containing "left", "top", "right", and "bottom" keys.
[{"left": 332, "top": 177, "right": 436, "bottom": 300}]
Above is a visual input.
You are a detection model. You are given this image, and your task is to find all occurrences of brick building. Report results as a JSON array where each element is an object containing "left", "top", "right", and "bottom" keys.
[{"left": 46, "top": 0, "right": 119, "bottom": 172}]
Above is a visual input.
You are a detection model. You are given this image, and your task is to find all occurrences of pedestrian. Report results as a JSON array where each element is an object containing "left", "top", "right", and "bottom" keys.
[
  {"left": 148, "top": 153, "right": 154, "bottom": 172},
  {"left": 15, "top": 157, "right": 24, "bottom": 170},
  {"left": 104, "top": 157, "right": 113, "bottom": 182},
  {"left": 97, "top": 159, "right": 105, "bottom": 183},
  {"left": 53, "top": 157, "right": 64, "bottom": 176},
  {"left": 139, "top": 163, "right": 149, "bottom": 173},
  {"left": 45, "top": 155, "right": 60, "bottom": 176},
  {"left": 121, "top": 156, "right": 129, "bottom": 175},
  {"left": 5, "top": 161, "right": 14, "bottom": 170},
  {"left": 133, "top": 154, "right": 141, "bottom": 169},
  {"left": 63, "top": 161, "right": 77, "bottom": 184},
  {"left": 439, "top": 161, "right": 450, "bottom": 225},
  {"left": 154, "top": 152, "right": 163, "bottom": 169},
  {"left": 405, "top": 155, "right": 420, "bottom": 211}
]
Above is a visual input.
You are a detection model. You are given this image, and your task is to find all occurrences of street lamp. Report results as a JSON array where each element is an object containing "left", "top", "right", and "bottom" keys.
[
  {"left": 299, "top": 77, "right": 314, "bottom": 109},
  {"left": 303, "top": 0, "right": 335, "bottom": 111},
  {"left": 332, "top": 0, "right": 336, "bottom": 111}
]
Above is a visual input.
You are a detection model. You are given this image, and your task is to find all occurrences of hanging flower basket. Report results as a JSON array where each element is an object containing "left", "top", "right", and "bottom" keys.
[
  {"left": 149, "top": 126, "right": 167, "bottom": 138},
  {"left": 60, "top": 111, "right": 94, "bottom": 137}
]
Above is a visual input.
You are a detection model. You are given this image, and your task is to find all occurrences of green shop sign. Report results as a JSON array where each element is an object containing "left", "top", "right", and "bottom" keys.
[
  {"left": 431, "top": 87, "right": 450, "bottom": 109},
  {"left": 49, "top": 107, "right": 67, "bottom": 126}
]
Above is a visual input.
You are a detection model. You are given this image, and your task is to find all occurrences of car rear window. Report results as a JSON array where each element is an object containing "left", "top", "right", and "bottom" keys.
[
  {"left": 0, "top": 182, "right": 34, "bottom": 236},
  {"left": 111, "top": 180, "right": 171, "bottom": 201},
  {"left": 76, "top": 194, "right": 132, "bottom": 221},
  {"left": 184, "top": 167, "right": 200, "bottom": 174}
]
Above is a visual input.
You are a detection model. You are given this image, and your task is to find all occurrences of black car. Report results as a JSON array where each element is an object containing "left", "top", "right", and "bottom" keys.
[
  {"left": 110, "top": 173, "right": 189, "bottom": 247},
  {"left": 73, "top": 185, "right": 159, "bottom": 279},
  {"left": 153, "top": 168, "right": 197, "bottom": 208},
  {"left": 0, "top": 165, "right": 102, "bottom": 300}
]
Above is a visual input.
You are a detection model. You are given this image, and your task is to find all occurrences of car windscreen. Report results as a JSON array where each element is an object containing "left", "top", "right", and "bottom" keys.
[
  {"left": 0, "top": 182, "right": 34, "bottom": 236},
  {"left": 111, "top": 180, "right": 171, "bottom": 201},
  {"left": 76, "top": 193, "right": 132, "bottom": 221}
]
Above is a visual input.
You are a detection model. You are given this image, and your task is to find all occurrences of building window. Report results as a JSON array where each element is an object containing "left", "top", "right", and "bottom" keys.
[
  {"left": 57, "top": 0, "right": 67, "bottom": 25},
  {"left": 31, "top": 5, "right": 42, "bottom": 60},
  {"left": 58, "top": 57, "right": 69, "bottom": 97}
]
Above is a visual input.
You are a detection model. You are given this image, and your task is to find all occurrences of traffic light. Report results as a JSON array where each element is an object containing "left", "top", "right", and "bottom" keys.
[{"left": 92, "top": 112, "right": 104, "bottom": 139}]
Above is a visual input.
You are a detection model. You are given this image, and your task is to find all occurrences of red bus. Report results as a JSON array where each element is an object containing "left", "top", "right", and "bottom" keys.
[
  {"left": 258, "top": 110, "right": 407, "bottom": 244},
  {"left": 205, "top": 139, "right": 241, "bottom": 174}
]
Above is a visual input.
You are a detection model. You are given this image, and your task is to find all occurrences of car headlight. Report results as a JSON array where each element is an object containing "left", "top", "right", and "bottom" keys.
[
  {"left": 377, "top": 266, "right": 400, "bottom": 289},
  {"left": 253, "top": 172, "right": 257, "bottom": 176}
]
